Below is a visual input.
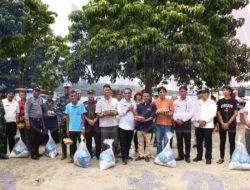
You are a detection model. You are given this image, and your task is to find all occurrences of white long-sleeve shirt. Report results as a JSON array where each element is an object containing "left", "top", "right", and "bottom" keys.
[
  {"left": 198, "top": 98, "right": 217, "bottom": 129},
  {"left": 117, "top": 98, "right": 136, "bottom": 130},
  {"left": 173, "top": 97, "right": 194, "bottom": 122}
]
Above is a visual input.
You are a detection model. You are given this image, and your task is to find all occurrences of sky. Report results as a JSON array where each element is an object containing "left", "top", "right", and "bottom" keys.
[{"left": 41, "top": 0, "right": 250, "bottom": 88}]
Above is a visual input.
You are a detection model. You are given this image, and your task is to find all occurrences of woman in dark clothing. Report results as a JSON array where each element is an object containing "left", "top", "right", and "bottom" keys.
[{"left": 42, "top": 91, "right": 59, "bottom": 143}]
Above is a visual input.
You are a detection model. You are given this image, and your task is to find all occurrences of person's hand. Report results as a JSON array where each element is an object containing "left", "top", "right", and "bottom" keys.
[
  {"left": 140, "top": 117, "right": 147, "bottom": 122},
  {"left": 176, "top": 119, "right": 184, "bottom": 126},
  {"left": 244, "top": 124, "right": 250, "bottom": 129},
  {"left": 223, "top": 123, "right": 229, "bottom": 130},
  {"left": 82, "top": 128, "right": 85, "bottom": 135},
  {"left": 63, "top": 115, "right": 67, "bottom": 121},
  {"left": 199, "top": 120, "right": 206, "bottom": 128},
  {"left": 102, "top": 110, "right": 110, "bottom": 116},
  {"left": 66, "top": 130, "right": 69, "bottom": 137},
  {"left": 88, "top": 119, "right": 95, "bottom": 126}
]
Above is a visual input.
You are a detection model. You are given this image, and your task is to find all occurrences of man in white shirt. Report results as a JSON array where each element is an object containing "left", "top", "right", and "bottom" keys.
[
  {"left": 173, "top": 86, "right": 194, "bottom": 163},
  {"left": 243, "top": 100, "right": 250, "bottom": 155},
  {"left": 96, "top": 84, "right": 119, "bottom": 152},
  {"left": 118, "top": 88, "right": 136, "bottom": 165},
  {"left": 2, "top": 89, "right": 19, "bottom": 153},
  {"left": 193, "top": 88, "right": 217, "bottom": 164}
]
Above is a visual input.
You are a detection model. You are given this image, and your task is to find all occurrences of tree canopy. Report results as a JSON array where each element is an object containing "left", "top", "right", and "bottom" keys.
[
  {"left": 69, "top": 0, "right": 250, "bottom": 90},
  {"left": 0, "top": 0, "right": 69, "bottom": 91}
]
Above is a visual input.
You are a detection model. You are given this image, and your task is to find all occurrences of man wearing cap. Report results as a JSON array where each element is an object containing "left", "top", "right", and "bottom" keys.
[
  {"left": 84, "top": 90, "right": 101, "bottom": 159},
  {"left": 56, "top": 82, "right": 71, "bottom": 159},
  {"left": 0, "top": 90, "right": 8, "bottom": 159},
  {"left": 193, "top": 87, "right": 217, "bottom": 164},
  {"left": 173, "top": 86, "right": 194, "bottom": 163},
  {"left": 2, "top": 89, "right": 20, "bottom": 153},
  {"left": 25, "top": 87, "right": 43, "bottom": 160}
]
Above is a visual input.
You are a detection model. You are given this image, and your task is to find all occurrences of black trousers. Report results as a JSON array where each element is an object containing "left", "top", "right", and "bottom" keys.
[
  {"left": 84, "top": 124, "right": 101, "bottom": 159},
  {"left": 60, "top": 122, "right": 68, "bottom": 157},
  {"left": 175, "top": 120, "right": 191, "bottom": 158},
  {"left": 219, "top": 127, "right": 236, "bottom": 159},
  {"left": 4, "top": 122, "right": 17, "bottom": 154},
  {"left": 29, "top": 127, "right": 41, "bottom": 157},
  {"left": 195, "top": 127, "right": 213, "bottom": 160},
  {"left": 119, "top": 128, "right": 134, "bottom": 159},
  {"left": 100, "top": 126, "right": 118, "bottom": 153},
  {"left": 134, "top": 131, "right": 138, "bottom": 151},
  {"left": 69, "top": 132, "right": 81, "bottom": 158}
]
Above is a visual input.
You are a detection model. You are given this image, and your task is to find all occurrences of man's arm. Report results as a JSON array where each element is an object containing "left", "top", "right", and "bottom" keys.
[{"left": 24, "top": 99, "right": 31, "bottom": 127}]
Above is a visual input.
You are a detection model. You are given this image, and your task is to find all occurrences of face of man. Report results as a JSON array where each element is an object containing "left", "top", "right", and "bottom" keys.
[
  {"left": 64, "top": 87, "right": 71, "bottom": 96},
  {"left": 7, "top": 92, "right": 14, "bottom": 101},
  {"left": 179, "top": 89, "right": 187, "bottom": 99},
  {"left": 76, "top": 91, "right": 81, "bottom": 101},
  {"left": 197, "top": 93, "right": 202, "bottom": 99},
  {"left": 202, "top": 92, "right": 209, "bottom": 101},
  {"left": 103, "top": 87, "right": 112, "bottom": 98},
  {"left": 172, "top": 94, "right": 178, "bottom": 101},
  {"left": 117, "top": 94, "right": 123, "bottom": 101},
  {"left": 70, "top": 92, "right": 77, "bottom": 104},
  {"left": 223, "top": 89, "right": 231, "bottom": 98},
  {"left": 143, "top": 93, "right": 151, "bottom": 103},
  {"left": 159, "top": 89, "right": 167, "bottom": 99},
  {"left": 88, "top": 93, "right": 95, "bottom": 101},
  {"left": 124, "top": 89, "right": 132, "bottom": 101},
  {"left": 33, "top": 91, "right": 40, "bottom": 98},
  {"left": 19, "top": 92, "right": 26, "bottom": 100}
]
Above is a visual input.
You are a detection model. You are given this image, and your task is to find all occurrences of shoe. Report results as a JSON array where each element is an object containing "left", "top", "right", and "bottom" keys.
[
  {"left": 192, "top": 145, "right": 197, "bottom": 148},
  {"left": 68, "top": 159, "right": 74, "bottom": 163},
  {"left": 0, "top": 154, "right": 9, "bottom": 159},
  {"left": 145, "top": 156, "right": 150, "bottom": 162},
  {"left": 37, "top": 154, "right": 43, "bottom": 158},
  {"left": 206, "top": 159, "right": 212, "bottom": 164},
  {"left": 122, "top": 158, "right": 127, "bottom": 165},
  {"left": 127, "top": 156, "right": 133, "bottom": 161},
  {"left": 216, "top": 159, "right": 224, "bottom": 164},
  {"left": 61, "top": 155, "right": 67, "bottom": 160},
  {"left": 193, "top": 157, "right": 202, "bottom": 162},
  {"left": 185, "top": 157, "right": 191, "bottom": 163},
  {"left": 31, "top": 155, "right": 39, "bottom": 160},
  {"left": 135, "top": 156, "right": 144, "bottom": 161},
  {"left": 175, "top": 157, "right": 184, "bottom": 161}
]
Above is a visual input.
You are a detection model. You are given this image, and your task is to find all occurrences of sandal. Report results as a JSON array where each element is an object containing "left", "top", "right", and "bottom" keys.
[{"left": 216, "top": 159, "right": 224, "bottom": 164}]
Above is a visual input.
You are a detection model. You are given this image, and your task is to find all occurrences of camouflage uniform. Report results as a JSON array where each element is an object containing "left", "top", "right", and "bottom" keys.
[
  {"left": 0, "top": 100, "right": 6, "bottom": 155},
  {"left": 56, "top": 94, "right": 70, "bottom": 157}
]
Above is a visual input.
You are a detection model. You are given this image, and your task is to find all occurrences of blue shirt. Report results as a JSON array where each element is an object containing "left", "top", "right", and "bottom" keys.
[
  {"left": 65, "top": 102, "right": 86, "bottom": 132},
  {"left": 136, "top": 102, "right": 156, "bottom": 132}
]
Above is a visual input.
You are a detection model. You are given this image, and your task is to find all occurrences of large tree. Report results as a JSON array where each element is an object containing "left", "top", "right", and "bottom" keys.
[
  {"left": 69, "top": 0, "right": 250, "bottom": 90},
  {"left": 0, "top": 0, "right": 69, "bottom": 90}
]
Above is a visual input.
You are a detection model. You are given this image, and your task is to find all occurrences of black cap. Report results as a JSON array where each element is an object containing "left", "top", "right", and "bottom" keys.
[
  {"left": 200, "top": 87, "right": 210, "bottom": 93},
  {"left": 87, "top": 90, "right": 95, "bottom": 94},
  {"left": 33, "top": 86, "right": 40, "bottom": 92}
]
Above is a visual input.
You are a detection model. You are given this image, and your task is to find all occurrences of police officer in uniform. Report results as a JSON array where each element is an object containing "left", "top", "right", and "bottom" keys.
[{"left": 56, "top": 82, "right": 71, "bottom": 160}]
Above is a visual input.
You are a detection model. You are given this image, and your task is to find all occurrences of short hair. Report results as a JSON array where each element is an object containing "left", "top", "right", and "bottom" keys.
[
  {"left": 124, "top": 88, "right": 132, "bottom": 93},
  {"left": 179, "top": 86, "right": 188, "bottom": 91},
  {"left": 142, "top": 89, "right": 152, "bottom": 95},
  {"left": 103, "top": 84, "right": 111, "bottom": 89},
  {"left": 70, "top": 90, "right": 76, "bottom": 95},
  {"left": 75, "top": 89, "right": 81, "bottom": 93},
  {"left": 157, "top": 86, "right": 167, "bottom": 93},
  {"left": 222, "top": 86, "right": 233, "bottom": 93}
]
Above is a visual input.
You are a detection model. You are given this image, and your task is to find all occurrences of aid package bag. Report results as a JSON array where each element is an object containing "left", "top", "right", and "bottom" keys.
[
  {"left": 154, "top": 132, "right": 176, "bottom": 168},
  {"left": 229, "top": 136, "right": 250, "bottom": 170},
  {"left": 99, "top": 139, "right": 115, "bottom": 170},
  {"left": 10, "top": 130, "right": 29, "bottom": 158},
  {"left": 74, "top": 136, "right": 91, "bottom": 168},
  {"left": 44, "top": 130, "right": 58, "bottom": 158}
]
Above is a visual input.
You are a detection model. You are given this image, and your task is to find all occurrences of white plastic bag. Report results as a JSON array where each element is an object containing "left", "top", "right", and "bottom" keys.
[
  {"left": 44, "top": 130, "right": 58, "bottom": 158},
  {"left": 229, "top": 136, "right": 250, "bottom": 170},
  {"left": 129, "top": 143, "right": 136, "bottom": 158},
  {"left": 14, "top": 128, "right": 21, "bottom": 140},
  {"left": 99, "top": 139, "right": 115, "bottom": 170},
  {"left": 74, "top": 136, "right": 91, "bottom": 168},
  {"left": 10, "top": 137, "right": 29, "bottom": 158},
  {"left": 154, "top": 132, "right": 176, "bottom": 168}
]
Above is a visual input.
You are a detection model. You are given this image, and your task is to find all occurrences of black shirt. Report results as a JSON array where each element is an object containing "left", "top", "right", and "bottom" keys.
[{"left": 217, "top": 98, "right": 237, "bottom": 129}]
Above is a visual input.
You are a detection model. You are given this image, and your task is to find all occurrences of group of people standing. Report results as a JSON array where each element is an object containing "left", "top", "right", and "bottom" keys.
[{"left": 0, "top": 83, "right": 250, "bottom": 167}]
